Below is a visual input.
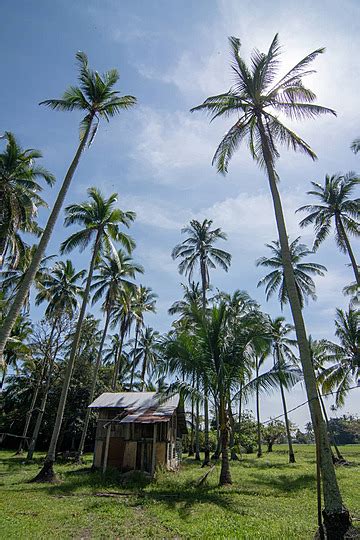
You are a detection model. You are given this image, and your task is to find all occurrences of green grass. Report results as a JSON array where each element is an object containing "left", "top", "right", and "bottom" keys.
[{"left": 0, "top": 445, "right": 359, "bottom": 539}]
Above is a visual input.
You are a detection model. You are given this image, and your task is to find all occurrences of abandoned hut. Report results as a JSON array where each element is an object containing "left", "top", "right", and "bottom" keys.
[{"left": 89, "top": 392, "right": 187, "bottom": 474}]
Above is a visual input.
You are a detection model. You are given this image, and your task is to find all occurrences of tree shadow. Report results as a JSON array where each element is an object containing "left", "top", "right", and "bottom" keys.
[{"left": 249, "top": 472, "right": 315, "bottom": 494}]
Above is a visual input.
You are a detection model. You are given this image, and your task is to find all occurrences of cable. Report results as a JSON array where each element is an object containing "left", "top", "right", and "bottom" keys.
[{"left": 260, "top": 385, "right": 360, "bottom": 426}]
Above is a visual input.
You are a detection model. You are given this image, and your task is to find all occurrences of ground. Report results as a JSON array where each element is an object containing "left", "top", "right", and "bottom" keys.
[{"left": 0, "top": 445, "right": 359, "bottom": 539}]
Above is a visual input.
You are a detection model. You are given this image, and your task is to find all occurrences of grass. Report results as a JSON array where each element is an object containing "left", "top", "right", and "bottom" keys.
[{"left": 0, "top": 445, "right": 359, "bottom": 539}]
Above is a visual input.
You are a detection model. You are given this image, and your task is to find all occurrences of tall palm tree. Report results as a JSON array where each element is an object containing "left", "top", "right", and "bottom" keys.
[
  {"left": 319, "top": 308, "right": 359, "bottom": 407},
  {"left": 297, "top": 173, "right": 360, "bottom": 284},
  {"left": 129, "top": 285, "right": 157, "bottom": 389},
  {"left": 76, "top": 250, "right": 143, "bottom": 459},
  {"left": 0, "top": 132, "right": 55, "bottom": 268},
  {"left": 191, "top": 34, "right": 349, "bottom": 530},
  {"left": 269, "top": 317, "right": 298, "bottom": 463},
  {"left": 26, "top": 260, "right": 84, "bottom": 460},
  {"left": 135, "top": 326, "right": 161, "bottom": 390},
  {"left": 0, "top": 51, "right": 136, "bottom": 363},
  {"left": 110, "top": 285, "right": 137, "bottom": 389},
  {"left": 172, "top": 219, "right": 231, "bottom": 463},
  {"left": 256, "top": 237, "right": 327, "bottom": 308},
  {"left": 32, "top": 188, "right": 135, "bottom": 481}
]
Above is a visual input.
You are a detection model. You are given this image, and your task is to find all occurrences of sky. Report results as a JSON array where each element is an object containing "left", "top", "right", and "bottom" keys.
[{"left": 1, "top": 0, "right": 359, "bottom": 428}]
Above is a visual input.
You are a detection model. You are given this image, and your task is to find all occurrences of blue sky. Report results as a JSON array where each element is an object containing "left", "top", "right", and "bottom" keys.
[{"left": 1, "top": 0, "right": 359, "bottom": 427}]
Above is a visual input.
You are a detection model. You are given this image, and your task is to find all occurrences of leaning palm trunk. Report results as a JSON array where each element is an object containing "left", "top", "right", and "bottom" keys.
[
  {"left": 76, "top": 307, "right": 111, "bottom": 460},
  {"left": 219, "top": 394, "right": 232, "bottom": 485},
  {"left": 27, "top": 354, "right": 56, "bottom": 460},
  {"left": 335, "top": 215, "right": 360, "bottom": 285},
  {"left": 31, "top": 231, "right": 100, "bottom": 482},
  {"left": 0, "top": 119, "right": 94, "bottom": 363},
  {"left": 258, "top": 117, "right": 349, "bottom": 530},
  {"left": 279, "top": 381, "right": 295, "bottom": 463}
]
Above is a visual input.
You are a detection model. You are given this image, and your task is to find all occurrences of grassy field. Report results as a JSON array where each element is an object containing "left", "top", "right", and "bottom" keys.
[{"left": 0, "top": 445, "right": 359, "bottom": 539}]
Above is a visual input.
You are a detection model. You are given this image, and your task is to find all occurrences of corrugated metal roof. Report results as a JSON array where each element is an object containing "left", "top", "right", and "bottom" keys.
[{"left": 88, "top": 392, "right": 180, "bottom": 424}]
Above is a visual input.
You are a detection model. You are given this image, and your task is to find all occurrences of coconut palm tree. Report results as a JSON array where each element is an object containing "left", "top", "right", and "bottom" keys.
[
  {"left": 0, "top": 51, "right": 136, "bottom": 363},
  {"left": 297, "top": 173, "right": 360, "bottom": 285},
  {"left": 26, "top": 260, "right": 84, "bottom": 460},
  {"left": 256, "top": 237, "right": 327, "bottom": 308},
  {"left": 32, "top": 188, "right": 135, "bottom": 481},
  {"left": 319, "top": 308, "right": 359, "bottom": 407},
  {"left": 269, "top": 317, "right": 298, "bottom": 463},
  {"left": 172, "top": 219, "right": 231, "bottom": 463},
  {"left": 110, "top": 285, "right": 137, "bottom": 389},
  {"left": 135, "top": 327, "right": 161, "bottom": 390},
  {"left": 191, "top": 34, "right": 348, "bottom": 530},
  {"left": 0, "top": 132, "right": 55, "bottom": 268},
  {"left": 76, "top": 250, "right": 143, "bottom": 460},
  {"left": 129, "top": 285, "right": 157, "bottom": 390},
  {"left": 1, "top": 245, "right": 55, "bottom": 313}
]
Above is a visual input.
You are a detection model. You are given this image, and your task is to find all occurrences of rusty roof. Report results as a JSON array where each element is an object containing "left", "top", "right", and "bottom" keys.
[{"left": 88, "top": 392, "right": 180, "bottom": 424}]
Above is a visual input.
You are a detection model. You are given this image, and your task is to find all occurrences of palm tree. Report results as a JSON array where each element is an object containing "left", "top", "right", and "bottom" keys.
[
  {"left": 319, "top": 308, "right": 359, "bottom": 407},
  {"left": 269, "top": 317, "right": 298, "bottom": 463},
  {"left": 32, "top": 188, "right": 135, "bottom": 481},
  {"left": 309, "top": 337, "right": 345, "bottom": 462},
  {"left": 129, "top": 285, "right": 157, "bottom": 390},
  {"left": 1, "top": 245, "right": 55, "bottom": 313},
  {"left": 0, "top": 132, "right": 55, "bottom": 268},
  {"left": 135, "top": 327, "right": 161, "bottom": 390},
  {"left": 191, "top": 34, "right": 349, "bottom": 530},
  {"left": 76, "top": 250, "right": 143, "bottom": 460},
  {"left": 0, "top": 51, "right": 136, "bottom": 363},
  {"left": 350, "top": 138, "right": 360, "bottom": 154},
  {"left": 110, "top": 285, "right": 137, "bottom": 389},
  {"left": 297, "top": 173, "right": 360, "bottom": 284},
  {"left": 256, "top": 237, "right": 327, "bottom": 308},
  {"left": 172, "top": 219, "right": 231, "bottom": 463},
  {"left": 26, "top": 260, "right": 84, "bottom": 460}
]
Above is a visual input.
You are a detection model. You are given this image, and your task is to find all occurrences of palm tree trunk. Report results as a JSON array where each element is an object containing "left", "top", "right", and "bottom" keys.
[
  {"left": 219, "top": 394, "right": 232, "bottom": 485},
  {"left": 258, "top": 117, "right": 350, "bottom": 531},
  {"left": 76, "top": 307, "right": 111, "bottom": 460},
  {"left": 0, "top": 118, "right": 94, "bottom": 364},
  {"left": 27, "top": 323, "right": 63, "bottom": 461},
  {"left": 228, "top": 403, "right": 239, "bottom": 461},
  {"left": 111, "top": 318, "right": 127, "bottom": 390},
  {"left": 140, "top": 351, "right": 148, "bottom": 391},
  {"left": 195, "top": 377, "right": 201, "bottom": 461},
  {"left": 203, "top": 383, "right": 210, "bottom": 465},
  {"left": 279, "top": 380, "right": 295, "bottom": 463},
  {"left": 256, "top": 358, "right": 262, "bottom": 458},
  {"left": 16, "top": 323, "right": 56, "bottom": 455},
  {"left": 318, "top": 390, "right": 344, "bottom": 462},
  {"left": 16, "top": 365, "right": 44, "bottom": 455},
  {"left": 130, "top": 321, "right": 140, "bottom": 390},
  {"left": 188, "top": 395, "right": 194, "bottom": 456},
  {"left": 335, "top": 214, "right": 359, "bottom": 285},
  {"left": 27, "top": 354, "right": 56, "bottom": 460},
  {"left": 200, "top": 260, "right": 210, "bottom": 465},
  {"left": 31, "top": 231, "right": 101, "bottom": 482}
]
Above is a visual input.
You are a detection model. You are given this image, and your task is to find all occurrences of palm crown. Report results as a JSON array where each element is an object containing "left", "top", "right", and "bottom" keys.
[
  {"left": 256, "top": 237, "right": 327, "bottom": 308},
  {"left": 40, "top": 52, "right": 137, "bottom": 144},
  {"left": 191, "top": 34, "right": 335, "bottom": 173},
  {"left": 60, "top": 187, "right": 135, "bottom": 258},
  {"left": 297, "top": 173, "right": 360, "bottom": 251},
  {"left": 172, "top": 219, "right": 231, "bottom": 290},
  {"left": 0, "top": 132, "right": 55, "bottom": 267},
  {"left": 35, "top": 259, "right": 85, "bottom": 320}
]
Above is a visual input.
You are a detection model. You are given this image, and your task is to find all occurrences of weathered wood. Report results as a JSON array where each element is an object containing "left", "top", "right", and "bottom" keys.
[{"left": 151, "top": 424, "right": 157, "bottom": 476}]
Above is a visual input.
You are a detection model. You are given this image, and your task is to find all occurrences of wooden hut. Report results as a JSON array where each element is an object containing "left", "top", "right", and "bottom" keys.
[{"left": 89, "top": 392, "right": 187, "bottom": 474}]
